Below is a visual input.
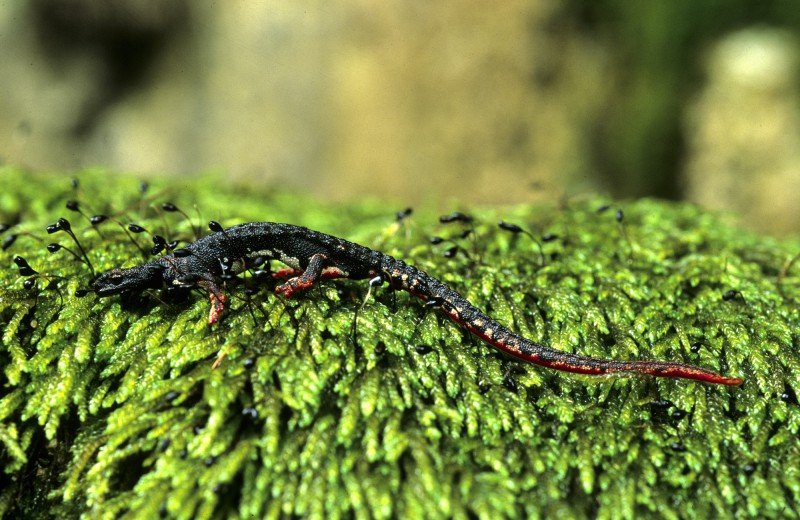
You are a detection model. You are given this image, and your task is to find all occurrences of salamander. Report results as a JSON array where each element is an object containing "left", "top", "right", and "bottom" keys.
[{"left": 92, "top": 221, "right": 743, "bottom": 385}]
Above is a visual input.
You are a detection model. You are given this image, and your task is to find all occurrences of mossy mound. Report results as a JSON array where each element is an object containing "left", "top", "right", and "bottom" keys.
[{"left": 0, "top": 168, "right": 798, "bottom": 519}]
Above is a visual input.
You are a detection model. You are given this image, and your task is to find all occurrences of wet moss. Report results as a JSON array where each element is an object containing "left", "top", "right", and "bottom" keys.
[{"left": 0, "top": 167, "right": 798, "bottom": 519}]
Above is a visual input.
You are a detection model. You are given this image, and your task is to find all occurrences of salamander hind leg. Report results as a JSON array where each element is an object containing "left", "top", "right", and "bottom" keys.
[{"left": 276, "top": 253, "right": 328, "bottom": 298}]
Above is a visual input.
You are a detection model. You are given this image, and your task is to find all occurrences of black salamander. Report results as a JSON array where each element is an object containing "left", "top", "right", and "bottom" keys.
[{"left": 92, "top": 221, "right": 743, "bottom": 385}]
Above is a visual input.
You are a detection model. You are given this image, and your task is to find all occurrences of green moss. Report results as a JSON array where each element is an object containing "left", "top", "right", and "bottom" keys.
[{"left": 1, "top": 167, "right": 798, "bottom": 519}]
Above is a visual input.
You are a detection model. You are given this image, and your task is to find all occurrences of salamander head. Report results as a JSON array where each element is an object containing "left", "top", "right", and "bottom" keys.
[{"left": 93, "top": 264, "right": 165, "bottom": 296}]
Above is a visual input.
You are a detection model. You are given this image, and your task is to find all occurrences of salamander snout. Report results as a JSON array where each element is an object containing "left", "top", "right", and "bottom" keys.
[{"left": 93, "top": 264, "right": 165, "bottom": 296}]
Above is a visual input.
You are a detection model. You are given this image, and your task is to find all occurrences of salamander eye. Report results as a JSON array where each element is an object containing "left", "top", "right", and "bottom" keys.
[{"left": 105, "top": 269, "right": 125, "bottom": 285}]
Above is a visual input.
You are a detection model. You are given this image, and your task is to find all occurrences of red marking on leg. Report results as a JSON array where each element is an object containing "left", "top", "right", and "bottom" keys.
[
  {"left": 272, "top": 268, "right": 302, "bottom": 280},
  {"left": 207, "top": 291, "right": 227, "bottom": 325},
  {"left": 276, "top": 278, "right": 314, "bottom": 298},
  {"left": 320, "top": 266, "right": 347, "bottom": 279},
  {"left": 275, "top": 253, "right": 329, "bottom": 298},
  {"left": 273, "top": 267, "right": 346, "bottom": 281}
]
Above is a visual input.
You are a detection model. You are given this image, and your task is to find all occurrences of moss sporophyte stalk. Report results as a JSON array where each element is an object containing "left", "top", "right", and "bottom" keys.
[{"left": 1, "top": 168, "right": 798, "bottom": 519}]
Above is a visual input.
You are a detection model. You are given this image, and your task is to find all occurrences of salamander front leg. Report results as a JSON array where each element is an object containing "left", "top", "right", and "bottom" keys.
[
  {"left": 191, "top": 274, "right": 227, "bottom": 325},
  {"left": 276, "top": 253, "right": 328, "bottom": 298}
]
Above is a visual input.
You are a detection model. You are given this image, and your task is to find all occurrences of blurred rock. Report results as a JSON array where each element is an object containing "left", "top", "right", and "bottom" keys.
[
  {"left": 683, "top": 28, "right": 800, "bottom": 234},
  {"left": 0, "top": 1, "right": 606, "bottom": 205}
]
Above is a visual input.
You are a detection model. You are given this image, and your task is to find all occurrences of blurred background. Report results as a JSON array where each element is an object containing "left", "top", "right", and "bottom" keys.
[{"left": 1, "top": 0, "right": 800, "bottom": 233}]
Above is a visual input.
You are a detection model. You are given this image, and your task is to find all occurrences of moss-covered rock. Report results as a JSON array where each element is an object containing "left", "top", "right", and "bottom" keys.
[{"left": 0, "top": 168, "right": 798, "bottom": 519}]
